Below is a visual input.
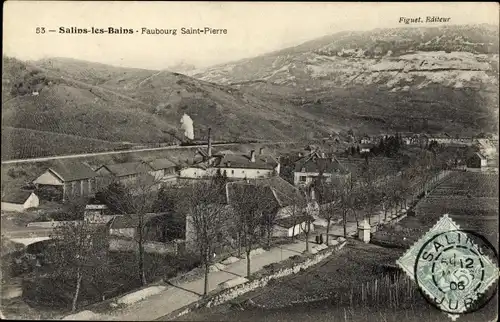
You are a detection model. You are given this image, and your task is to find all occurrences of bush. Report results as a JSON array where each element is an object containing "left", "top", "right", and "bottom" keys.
[{"left": 35, "top": 186, "right": 63, "bottom": 202}]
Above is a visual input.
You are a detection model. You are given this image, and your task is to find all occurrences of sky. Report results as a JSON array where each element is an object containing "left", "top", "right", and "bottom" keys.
[{"left": 3, "top": 2, "right": 499, "bottom": 70}]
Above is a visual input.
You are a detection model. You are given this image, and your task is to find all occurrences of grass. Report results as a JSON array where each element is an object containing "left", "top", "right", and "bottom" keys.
[{"left": 1, "top": 127, "right": 134, "bottom": 160}]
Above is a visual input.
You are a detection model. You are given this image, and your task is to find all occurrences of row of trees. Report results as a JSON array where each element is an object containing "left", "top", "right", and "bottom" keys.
[{"left": 312, "top": 148, "right": 442, "bottom": 243}]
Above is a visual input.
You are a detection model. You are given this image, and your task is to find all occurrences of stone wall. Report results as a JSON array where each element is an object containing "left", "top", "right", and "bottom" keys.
[
  {"left": 205, "top": 242, "right": 344, "bottom": 308},
  {"left": 109, "top": 238, "right": 177, "bottom": 255}
]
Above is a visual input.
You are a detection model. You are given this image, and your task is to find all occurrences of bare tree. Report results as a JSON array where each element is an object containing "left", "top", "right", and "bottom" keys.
[
  {"left": 359, "top": 159, "right": 381, "bottom": 225},
  {"left": 49, "top": 219, "right": 108, "bottom": 312},
  {"left": 176, "top": 178, "right": 229, "bottom": 296},
  {"left": 229, "top": 184, "right": 272, "bottom": 278},
  {"left": 312, "top": 177, "right": 339, "bottom": 245},
  {"left": 299, "top": 186, "right": 317, "bottom": 252},
  {"left": 99, "top": 173, "right": 160, "bottom": 286},
  {"left": 341, "top": 175, "right": 360, "bottom": 237}
]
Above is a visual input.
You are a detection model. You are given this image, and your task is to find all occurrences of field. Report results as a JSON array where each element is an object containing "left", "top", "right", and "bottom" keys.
[
  {"left": 372, "top": 171, "right": 499, "bottom": 248},
  {"left": 1, "top": 127, "right": 134, "bottom": 160},
  {"left": 175, "top": 241, "right": 497, "bottom": 322}
]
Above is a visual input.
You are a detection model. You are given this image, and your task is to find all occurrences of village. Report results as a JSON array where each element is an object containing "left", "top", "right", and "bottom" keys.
[{"left": 1, "top": 125, "right": 498, "bottom": 320}]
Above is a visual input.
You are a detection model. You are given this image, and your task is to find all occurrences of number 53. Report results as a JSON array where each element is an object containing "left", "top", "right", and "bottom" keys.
[{"left": 36, "top": 27, "right": 46, "bottom": 34}]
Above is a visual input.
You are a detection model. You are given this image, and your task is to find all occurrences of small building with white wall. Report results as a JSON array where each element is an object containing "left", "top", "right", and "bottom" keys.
[
  {"left": 1, "top": 190, "right": 39, "bottom": 212},
  {"left": 179, "top": 148, "right": 280, "bottom": 180}
]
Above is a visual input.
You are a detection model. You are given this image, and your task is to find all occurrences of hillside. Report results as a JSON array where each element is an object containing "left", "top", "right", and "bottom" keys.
[
  {"left": 3, "top": 25, "right": 499, "bottom": 160},
  {"left": 188, "top": 24, "right": 499, "bottom": 90},
  {"left": 2, "top": 57, "right": 336, "bottom": 160},
  {"left": 186, "top": 24, "right": 499, "bottom": 137}
]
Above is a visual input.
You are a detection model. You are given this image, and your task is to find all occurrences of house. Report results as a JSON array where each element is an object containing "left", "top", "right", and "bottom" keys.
[
  {"left": 184, "top": 176, "right": 315, "bottom": 251},
  {"left": 147, "top": 158, "right": 177, "bottom": 182},
  {"left": 96, "top": 161, "right": 155, "bottom": 186},
  {"left": 180, "top": 129, "right": 279, "bottom": 180},
  {"left": 107, "top": 213, "right": 166, "bottom": 241},
  {"left": 225, "top": 177, "right": 315, "bottom": 237},
  {"left": 293, "top": 154, "right": 350, "bottom": 186},
  {"left": 33, "top": 162, "right": 97, "bottom": 201},
  {"left": 467, "top": 152, "right": 488, "bottom": 169},
  {"left": 1, "top": 190, "right": 39, "bottom": 212},
  {"left": 179, "top": 148, "right": 280, "bottom": 180}
]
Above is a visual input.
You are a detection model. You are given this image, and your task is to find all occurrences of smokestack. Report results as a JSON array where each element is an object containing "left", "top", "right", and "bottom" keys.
[
  {"left": 250, "top": 150, "right": 256, "bottom": 162},
  {"left": 207, "top": 128, "right": 212, "bottom": 157}
]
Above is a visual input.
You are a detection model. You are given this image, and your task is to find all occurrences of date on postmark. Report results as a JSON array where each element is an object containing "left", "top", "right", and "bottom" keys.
[{"left": 396, "top": 214, "right": 499, "bottom": 320}]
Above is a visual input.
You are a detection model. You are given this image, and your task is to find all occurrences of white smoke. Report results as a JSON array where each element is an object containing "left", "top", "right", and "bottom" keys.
[{"left": 180, "top": 114, "right": 194, "bottom": 140}]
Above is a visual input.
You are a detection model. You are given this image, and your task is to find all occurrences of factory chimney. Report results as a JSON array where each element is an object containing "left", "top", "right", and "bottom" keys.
[{"left": 207, "top": 128, "right": 212, "bottom": 158}]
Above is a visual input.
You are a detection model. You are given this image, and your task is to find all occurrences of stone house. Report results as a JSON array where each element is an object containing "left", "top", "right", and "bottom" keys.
[
  {"left": 293, "top": 154, "right": 350, "bottom": 187},
  {"left": 179, "top": 148, "right": 280, "bottom": 180}
]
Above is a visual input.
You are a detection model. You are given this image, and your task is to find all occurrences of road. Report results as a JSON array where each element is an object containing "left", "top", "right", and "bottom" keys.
[{"left": 1, "top": 141, "right": 296, "bottom": 165}]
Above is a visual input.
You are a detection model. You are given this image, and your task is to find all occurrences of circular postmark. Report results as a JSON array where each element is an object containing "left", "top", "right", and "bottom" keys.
[{"left": 414, "top": 229, "right": 499, "bottom": 315}]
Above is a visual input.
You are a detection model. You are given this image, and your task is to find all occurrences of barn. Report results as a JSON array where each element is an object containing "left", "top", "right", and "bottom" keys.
[
  {"left": 1, "top": 190, "right": 39, "bottom": 212},
  {"left": 147, "top": 158, "right": 177, "bottom": 182},
  {"left": 33, "top": 162, "right": 97, "bottom": 201}
]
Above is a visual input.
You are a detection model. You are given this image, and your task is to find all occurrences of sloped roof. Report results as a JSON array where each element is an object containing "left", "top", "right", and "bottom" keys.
[
  {"left": 275, "top": 214, "right": 314, "bottom": 229},
  {"left": 226, "top": 177, "right": 306, "bottom": 208},
  {"left": 108, "top": 213, "right": 162, "bottom": 229},
  {"left": 226, "top": 183, "right": 280, "bottom": 212},
  {"left": 248, "top": 176, "right": 306, "bottom": 207},
  {"left": 474, "top": 152, "right": 487, "bottom": 160},
  {"left": 2, "top": 190, "right": 34, "bottom": 204},
  {"left": 49, "top": 161, "right": 97, "bottom": 182},
  {"left": 99, "top": 161, "right": 153, "bottom": 177},
  {"left": 148, "top": 158, "right": 176, "bottom": 170},
  {"left": 294, "top": 156, "right": 349, "bottom": 175},
  {"left": 213, "top": 153, "right": 278, "bottom": 170}
]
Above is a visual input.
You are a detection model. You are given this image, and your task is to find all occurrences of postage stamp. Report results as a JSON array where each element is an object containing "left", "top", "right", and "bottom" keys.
[{"left": 396, "top": 214, "right": 499, "bottom": 320}]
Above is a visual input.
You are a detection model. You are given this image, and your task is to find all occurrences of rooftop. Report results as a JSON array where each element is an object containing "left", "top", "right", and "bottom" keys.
[
  {"left": 49, "top": 161, "right": 97, "bottom": 182},
  {"left": 148, "top": 158, "right": 176, "bottom": 171},
  {"left": 294, "top": 155, "right": 349, "bottom": 175},
  {"left": 99, "top": 161, "right": 154, "bottom": 177},
  {"left": 213, "top": 153, "right": 278, "bottom": 170},
  {"left": 226, "top": 176, "right": 306, "bottom": 208},
  {"left": 2, "top": 189, "right": 34, "bottom": 204},
  {"left": 275, "top": 214, "right": 314, "bottom": 229}
]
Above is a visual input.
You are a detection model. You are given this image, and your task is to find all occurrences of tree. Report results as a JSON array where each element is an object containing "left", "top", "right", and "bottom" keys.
[
  {"left": 359, "top": 159, "right": 380, "bottom": 225},
  {"left": 230, "top": 184, "right": 273, "bottom": 278},
  {"left": 48, "top": 219, "right": 108, "bottom": 312},
  {"left": 177, "top": 178, "right": 229, "bottom": 296},
  {"left": 300, "top": 186, "right": 317, "bottom": 252},
  {"left": 99, "top": 173, "right": 160, "bottom": 286},
  {"left": 312, "top": 177, "right": 339, "bottom": 245}
]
